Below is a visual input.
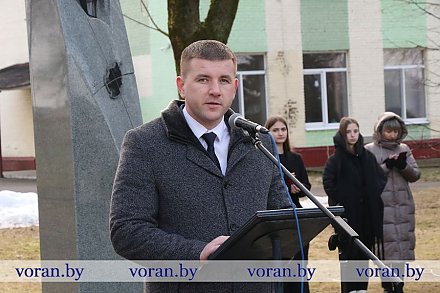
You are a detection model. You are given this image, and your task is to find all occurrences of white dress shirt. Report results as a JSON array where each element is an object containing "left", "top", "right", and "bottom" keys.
[{"left": 183, "top": 107, "right": 230, "bottom": 175}]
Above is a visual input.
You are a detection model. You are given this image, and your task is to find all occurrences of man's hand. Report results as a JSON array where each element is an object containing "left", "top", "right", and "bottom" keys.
[
  {"left": 290, "top": 184, "right": 301, "bottom": 194},
  {"left": 200, "top": 236, "right": 229, "bottom": 260}
]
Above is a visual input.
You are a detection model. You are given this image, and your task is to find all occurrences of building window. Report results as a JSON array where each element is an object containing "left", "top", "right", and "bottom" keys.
[
  {"left": 231, "top": 55, "right": 267, "bottom": 125},
  {"left": 303, "top": 53, "right": 348, "bottom": 129},
  {"left": 384, "top": 49, "right": 426, "bottom": 121}
]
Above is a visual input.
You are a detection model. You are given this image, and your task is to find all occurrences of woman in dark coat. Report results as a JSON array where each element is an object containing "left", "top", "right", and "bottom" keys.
[
  {"left": 265, "top": 115, "right": 312, "bottom": 293},
  {"left": 265, "top": 116, "right": 311, "bottom": 208},
  {"left": 323, "top": 117, "right": 386, "bottom": 293}
]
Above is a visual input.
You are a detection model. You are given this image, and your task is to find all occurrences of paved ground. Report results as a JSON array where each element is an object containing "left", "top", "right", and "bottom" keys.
[
  {"left": 0, "top": 177, "right": 37, "bottom": 193},
  {"left": 0, "top": 170, "right": 37, "bottom": 193},
  {"left": 0, "top": 167, "right": 438, "bottom": 195}
]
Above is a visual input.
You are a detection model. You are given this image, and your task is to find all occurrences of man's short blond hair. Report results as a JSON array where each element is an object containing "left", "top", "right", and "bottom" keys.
[{"left": 180, "top": 40, "right": 237, "bottom": 76}]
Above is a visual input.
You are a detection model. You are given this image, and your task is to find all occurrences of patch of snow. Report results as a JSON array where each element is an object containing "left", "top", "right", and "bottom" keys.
[{"left": 0, "top": 190, "right": 39, "bottom": 228}]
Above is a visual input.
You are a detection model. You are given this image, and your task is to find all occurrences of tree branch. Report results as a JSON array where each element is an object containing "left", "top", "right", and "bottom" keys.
[
  {"left": 140, "top": 0, "right": 169, "bottom": 36},
  {"left": 403, "top": 0, "right": 440, "bottom": 20},
  {"left": 122, "top": 2, "right": 169, "bottom": 37}
]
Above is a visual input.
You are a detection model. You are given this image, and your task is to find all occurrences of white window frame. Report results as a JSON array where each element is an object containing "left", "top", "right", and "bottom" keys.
[
  {"left": 235, "top": 55, "right": 268, "bottom": 123},
  {"left": 384, "top": 64, "right": 428, "bottom": 124},
  {"left": 304, "top": 67, "right": 348, "bottom": 130}
]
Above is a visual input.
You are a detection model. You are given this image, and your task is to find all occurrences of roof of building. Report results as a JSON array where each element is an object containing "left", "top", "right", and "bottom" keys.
[{"left": 0, "top": 62, "right": 30, "bottom": 90}]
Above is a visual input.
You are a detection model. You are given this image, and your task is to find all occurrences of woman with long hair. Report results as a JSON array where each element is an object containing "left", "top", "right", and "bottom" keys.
[
  {"left": 265, "top": 115, "right": 312, "bottom": 293},
  {"left": 265, "top": 116, "right": 311, "bottom": 208},
  {"left": 323, "top": 117, "right": 386, "bottom": 293}
]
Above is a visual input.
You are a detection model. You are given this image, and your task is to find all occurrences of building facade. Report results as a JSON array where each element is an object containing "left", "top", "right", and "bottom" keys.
[
  {"left": 1, "top": 0, "right": 439, "bottom": 171},
  {"left": 0, "top": 0, "right": 35, "bottom": 173},
  {"left": 121, "top": 0, "right": 440, "bottom": 163}
]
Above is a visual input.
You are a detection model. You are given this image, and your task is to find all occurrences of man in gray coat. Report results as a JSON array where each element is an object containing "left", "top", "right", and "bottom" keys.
[{"left": 110, "top": 40, "right": 290, "bottom": 292}]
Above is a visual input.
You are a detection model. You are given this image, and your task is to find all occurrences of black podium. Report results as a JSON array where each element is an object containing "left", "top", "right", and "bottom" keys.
[{"left": 209, "top": 206, "right": 344, "bottom": 260}]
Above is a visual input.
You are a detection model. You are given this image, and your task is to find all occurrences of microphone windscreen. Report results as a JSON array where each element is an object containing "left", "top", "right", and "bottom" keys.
[{"left": 228, "top": 113, "right": 242, "bottom": 130}]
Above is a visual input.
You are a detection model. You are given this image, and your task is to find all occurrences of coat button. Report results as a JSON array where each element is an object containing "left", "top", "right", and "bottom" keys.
[
  {"left": 223, "top": 181, "right": 229, "bottom": 189},
  {"left": 229, "top": 223, "right": 239, "bottom": 232}
]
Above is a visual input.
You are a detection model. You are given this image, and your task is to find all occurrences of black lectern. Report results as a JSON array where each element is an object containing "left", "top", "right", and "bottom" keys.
[
  {"left": 208, "top": 127, "right": 402, "bottom": 290},
  {"left": 209, "top": 206, "right": 344, "bottom": 260}
]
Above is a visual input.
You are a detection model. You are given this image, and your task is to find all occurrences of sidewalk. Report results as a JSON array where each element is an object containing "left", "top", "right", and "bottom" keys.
[
  {"left": 0, "top": 165, "right": 438, "bottom": 195},
  {"left": 0, "top": 170, "right": 37, "bottom": 193}
]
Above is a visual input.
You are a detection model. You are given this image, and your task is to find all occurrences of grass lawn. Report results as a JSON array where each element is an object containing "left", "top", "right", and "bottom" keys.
[
  {"left": 307, "top": 185, "right": 440, "bottom": 292},
  {"left": 0, "top": 227, "right": 41, "bottom": 292},
  {"left": 1, "top": 167, "right": 439, "bottom": 292}
]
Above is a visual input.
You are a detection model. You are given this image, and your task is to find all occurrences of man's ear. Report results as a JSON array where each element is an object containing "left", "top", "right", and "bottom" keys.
[{"left": 176, "top": 76, "right": 185, "bottom": 98}]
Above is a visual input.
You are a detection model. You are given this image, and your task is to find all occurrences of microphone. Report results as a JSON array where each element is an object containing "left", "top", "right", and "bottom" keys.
[{"left": 228, "top": 113, "right": 269, "bottom": 134}]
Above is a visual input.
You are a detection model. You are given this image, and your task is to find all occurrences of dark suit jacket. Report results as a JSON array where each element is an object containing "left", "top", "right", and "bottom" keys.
[{"left": 110, "top": 100, "right": 290, "bottom": 292}]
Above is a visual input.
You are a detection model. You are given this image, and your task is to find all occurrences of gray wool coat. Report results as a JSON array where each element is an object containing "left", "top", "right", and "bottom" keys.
[
  {"left": 365, "top": 112, "right": 421, "bottom": 260},
  {"left": 110, "top": 100, "right": 290, "bottom": 292}
]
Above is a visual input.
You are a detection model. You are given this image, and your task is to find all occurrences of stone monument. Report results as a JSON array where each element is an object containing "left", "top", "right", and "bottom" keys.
[{"left": 27, "top": 0, "right": 143, "bottom": 291}]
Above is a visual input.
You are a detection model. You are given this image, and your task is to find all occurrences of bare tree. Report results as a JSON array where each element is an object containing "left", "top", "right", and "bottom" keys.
[{"left": 124, "top": 0, "right": 239, "bottom": 75}]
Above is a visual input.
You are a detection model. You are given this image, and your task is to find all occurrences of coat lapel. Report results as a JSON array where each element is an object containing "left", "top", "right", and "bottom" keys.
[
  {"left": 226, "top": 129, "right": 253, "bottom": 174},
  {"left": 161, "top": 100, "right": 253, "bottom": 177},
  {"left": 186, "top": 146, "right": 223, "bottom": 177}
]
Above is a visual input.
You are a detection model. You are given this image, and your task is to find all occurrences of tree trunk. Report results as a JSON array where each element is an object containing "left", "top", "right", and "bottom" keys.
[{"left": 168, "top": 0, "right": 239, "bottom": 76}]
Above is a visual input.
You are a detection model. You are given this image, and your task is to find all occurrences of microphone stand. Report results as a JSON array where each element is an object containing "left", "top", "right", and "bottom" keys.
[{"left": 247, "top": 131, "right": 402, "bottom": 285}]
